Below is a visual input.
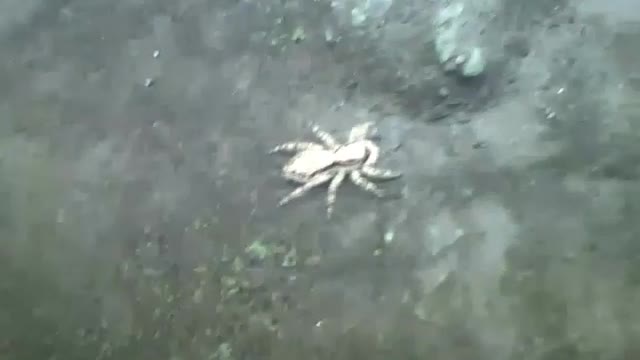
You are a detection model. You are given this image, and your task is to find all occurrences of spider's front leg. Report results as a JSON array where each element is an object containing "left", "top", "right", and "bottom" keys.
[
  {"left": 347, "top": 121, "right": 376, "bottom": 143},
  {"left": 359, "top": 140, "right": 402, "bottom": 179},
  {"left": 269, "top": 142, "right": 324, "bottom": 154},
  {"left": 361, "top": 166, "right": 402, "bottom": 180},
  {"left": 361, "top": 140, "right": 380, "bottom": 166},
  {"left": 349, "top": 170, "right": 385, "bottom": 197}
]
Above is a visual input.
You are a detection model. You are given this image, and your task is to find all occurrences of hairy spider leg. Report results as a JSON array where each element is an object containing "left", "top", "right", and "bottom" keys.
[
  {"left": 361, "top": 166, "right": 402, "bottom": 180},
  {"left": 347, "top": 121, "right": 376, "bottom": 143},
  {"left": 278, "top": 171, "right": 334, "bottom": 206},
  {"left": 361, "top": 140, "right": 380, "bottom": 165},
  {"left": 311, "top": 125, "right": 339, "bottom": 148},
  {"left": 269, "top": 142, "right": 324, "bottom": 154},
  {"left": 349, "top": 170, "right": 385, "bottom": 197},
  {"left": 326, "top": 170, "right": 346, "bottom": 218}
]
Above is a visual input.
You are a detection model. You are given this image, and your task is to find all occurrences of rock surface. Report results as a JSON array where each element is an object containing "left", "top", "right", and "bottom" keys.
[{"left": 1, "top": 0, "right": 640, "bottom": 359}]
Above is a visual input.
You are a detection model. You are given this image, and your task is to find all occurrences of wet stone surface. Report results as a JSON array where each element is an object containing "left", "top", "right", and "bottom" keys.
[{"left": 1, "top": 0, "right": 640, "bottom": 359}]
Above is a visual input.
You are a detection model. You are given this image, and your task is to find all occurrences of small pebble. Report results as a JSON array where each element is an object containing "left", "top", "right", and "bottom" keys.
[
  {"left": 461, "top": 47, "right": 486, "bottom": 77},
  {"left": 324, "top": 28, "right": 337, "bottom": 45},
  {"left": 383, "top": 230, "right": 395, "bottom": 244},
  {"left": 472, "top": 141, "right": 487, "bottom": 149},
  {"left": 304, "top": 256, "right": 321, "bottom": 266},
  {"left": 292, "top": 27, "right": 306, "bottom": 43}
]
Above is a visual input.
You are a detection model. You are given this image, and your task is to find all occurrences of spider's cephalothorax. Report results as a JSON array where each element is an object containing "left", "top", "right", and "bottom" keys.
[{"left": 269, "top": 122, "right": 401, "bottom": 218}]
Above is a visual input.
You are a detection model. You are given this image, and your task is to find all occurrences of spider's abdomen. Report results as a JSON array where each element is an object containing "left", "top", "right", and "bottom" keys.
[{"left": 282, "top": 149, "right": 336, "bottom": 182}]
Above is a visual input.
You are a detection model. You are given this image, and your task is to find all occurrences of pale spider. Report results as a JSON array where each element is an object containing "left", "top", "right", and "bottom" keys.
[{"left": 269, "top": 122, "right": 401, "bottom": 218}]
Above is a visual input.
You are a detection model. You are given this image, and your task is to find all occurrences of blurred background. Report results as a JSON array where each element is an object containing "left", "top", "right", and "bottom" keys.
[{"left": 1, "top": 0, "right": 640, "bottom": 359}]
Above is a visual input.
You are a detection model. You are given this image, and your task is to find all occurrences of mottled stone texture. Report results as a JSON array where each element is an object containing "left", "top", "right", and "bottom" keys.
[{"left": 1, "top": 0, "right": 640, "bottom": 359}]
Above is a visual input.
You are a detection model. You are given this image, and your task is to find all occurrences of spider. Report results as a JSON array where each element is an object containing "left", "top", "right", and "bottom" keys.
[{"left": 270, "top": 122, "right": 401, "bottom": 218}]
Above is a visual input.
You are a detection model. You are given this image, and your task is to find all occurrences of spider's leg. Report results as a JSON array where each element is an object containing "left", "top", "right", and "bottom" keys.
[
  {"left": 278, "top": 172, "right": 334, "bottom": 206},
  {"left": 348, "top": 121, "right": 376, "bottom": 143},
  {"left": 311, "top": 125, "right": 339, "bottom": 148},
  {"left": 326, "top": 170, "right": 346, "bottom": 219},
  {"left": 269, "top": 142, "right": 323, "bottom": 154},
  {"left": 349, "top": 170, "right": 385, "bottom": 197},
  {"left": 362, "top": 140, "right": 381, "bottom": 166},
  {"left": 361, "top": 166, "right": 402, "bottom": 180}
]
